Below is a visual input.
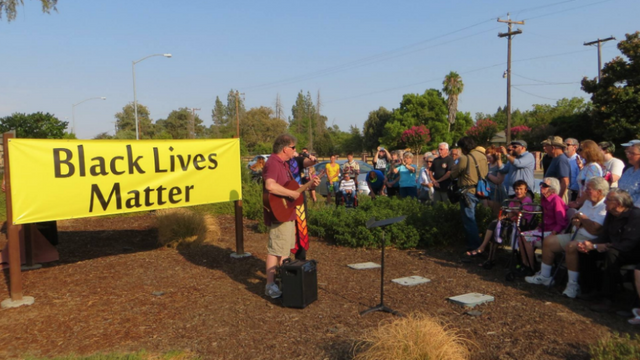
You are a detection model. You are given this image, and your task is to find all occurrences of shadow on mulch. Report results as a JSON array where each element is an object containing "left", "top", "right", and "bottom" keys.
[
  {"left": 55, "top": 228, "right": 161, "bottom": 263},
  {"left": 410, "top": 245, "right": 640, "bottom": 337},
  {"left": 1, "top": 225, "right": 162, "bottom": 295},
  {"left": 177, "top": 244, "right": 273, "bottom": 301}
]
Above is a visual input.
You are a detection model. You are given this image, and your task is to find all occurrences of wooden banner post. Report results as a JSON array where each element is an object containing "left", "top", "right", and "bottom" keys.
[
  {"left": 230, "top": 135, "right": 250, "bottom": 259},
  {"left": 1, "top": 131, "right": 35, "bottom": 308}
]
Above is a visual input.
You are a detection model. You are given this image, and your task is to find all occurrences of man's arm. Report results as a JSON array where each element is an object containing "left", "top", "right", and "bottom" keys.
[
  {"left": 451, "top": 156, "right": 466, "bottom": 179},
  {"left": 265, "top": 178, "right": 300, "bottom": 199},
  {"left": 559, "top": 177, "right": 569, "bottom": 198},
  {"left": 302, "top": 155, "right": 317, "bottom": 168},
  {"left": 436, "top": 171, "right": 451, "bottom": 182},
  {"left": 573, "top": 212, "right": 603, "bottom": 235},
  {"left": 511, "top": 152, "right": 535, "bottom": 169}
]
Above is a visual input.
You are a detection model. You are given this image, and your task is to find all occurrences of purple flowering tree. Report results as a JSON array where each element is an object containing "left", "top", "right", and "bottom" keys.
[{"left": 401, "top": 125, "right": 431, "bottom": 155}]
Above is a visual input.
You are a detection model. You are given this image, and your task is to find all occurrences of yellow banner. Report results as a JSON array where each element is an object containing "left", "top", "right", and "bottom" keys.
[{"left": 8, "top": 139, "right": 242, "bottom": 224}]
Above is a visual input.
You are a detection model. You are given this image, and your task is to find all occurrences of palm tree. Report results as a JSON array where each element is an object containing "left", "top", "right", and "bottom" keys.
[{"left": 443, "top": 72, "right": 464, "bottom": 133}]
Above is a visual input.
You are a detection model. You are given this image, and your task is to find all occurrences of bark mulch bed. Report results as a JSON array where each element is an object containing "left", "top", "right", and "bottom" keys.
[{"left": 0, "top": 214, "right": 638, "bottom": 360}]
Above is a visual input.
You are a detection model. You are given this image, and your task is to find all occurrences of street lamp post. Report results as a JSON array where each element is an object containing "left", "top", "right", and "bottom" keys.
[
  {"left": 132, "top": 53, "right": 172, "bottom": 140},
  {"left": 72, "top": 97, "right": 107, "bottom": 134}
]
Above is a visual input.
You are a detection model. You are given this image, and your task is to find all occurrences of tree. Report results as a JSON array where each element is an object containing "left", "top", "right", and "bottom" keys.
[
  {"left": 0, "top": 112, "right": 67, "bottom": 138},
  {"left": 0, "top": 0, "right": 56, "bottom": 22},
  {"left": 211, "top": 96, "right": 227, "bottom": 126},
  {"left": 226, "top": 89, "right": 246, "bottom": 136},
  {"left": 288, "top": 90, "right": 330, "bottom": 152},
  {"left": 363, "top": 107, "right": 392, "bottom": 152},
  {"left": 443, "top": 71, "right": 464, "bottom": 132},
  {"left": 162, "top": 108, "right": 205, "bottom": 139},
  {"left": 465, "top": 119, "right": 499, "bottom": 146},
  {"left": 115, "top": 102, "right": 154, "bottom": 139},
  {"left": 582, "top": 32, "right": 640, "bottom": 144},
  {"left": 93, "top": 132, "right": 114, "bottom": 140},
  {"left": 339, "top": 125, "right": 364, "bottom": 155},
  {"left": 241, "top": 106, "right": 287, "bottom": 152},
  {"left": 381, "top": 89, "right": 449, "bottom": 149},
  {"left": 401, "top": 125, "right": 431, "bottom": 155}
]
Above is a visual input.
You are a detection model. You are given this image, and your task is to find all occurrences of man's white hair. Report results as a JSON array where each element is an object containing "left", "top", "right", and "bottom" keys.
[{"left": 438, "top": 142, "right": 449, "bottom": 150}]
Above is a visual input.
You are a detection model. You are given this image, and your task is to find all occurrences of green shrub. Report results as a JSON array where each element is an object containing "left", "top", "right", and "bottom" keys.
[
  {"left": 590, "top": 333, "right": 640, "bottom": 360},
  {"left": 308, "top": 196, "right": 493, "bottom": 249},
  {"left": 192, "top": 160, "right": 264, "bottom": 222}
]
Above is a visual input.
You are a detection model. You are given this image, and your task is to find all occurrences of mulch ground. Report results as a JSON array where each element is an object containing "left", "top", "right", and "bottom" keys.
[{"left": 0, "top": 213, "right": 639, "bottom": 360}]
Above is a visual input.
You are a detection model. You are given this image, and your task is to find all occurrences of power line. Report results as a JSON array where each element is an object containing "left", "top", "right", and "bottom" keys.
[
  {"left": 512, "top": 86, "right": 561, "bottom": 101},
  {"left": 513, "top": 72, "right": 580, "bottom": 84},
  {"left": 196, "top": 0, "right": 613, "bottom": 108},
  {"left": 238, "top": 0, "right": 605, "bottom": 94},
  {"left": 523, "top": 0, "right": 614, "bottom": 21},
  {"left": 241, "top": 24, "right": 501, "bottom": 92},
  {"left": 512, "top": 82, "right": 581, "bottom": 86},
  {"left": 325, "top": 49, "right": 592, "bottom": 104}
]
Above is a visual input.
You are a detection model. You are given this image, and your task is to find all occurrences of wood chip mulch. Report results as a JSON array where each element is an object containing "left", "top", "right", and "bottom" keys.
[{"left": 0, "top": 214, "right": 638, "bottom": 360}]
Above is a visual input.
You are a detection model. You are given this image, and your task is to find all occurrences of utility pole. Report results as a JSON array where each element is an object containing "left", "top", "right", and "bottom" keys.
[
  {"left": 235, "top": 90, "right": 245, "bottom": 138},
  {"left": 498, "top": 13, "right": 524, "bottom": 145},
  {"left": 584, "top": 36, "right": 615, "bottom": 82},
  {"left": 188, "top": 108, "right": 201, "bottom": 139}
]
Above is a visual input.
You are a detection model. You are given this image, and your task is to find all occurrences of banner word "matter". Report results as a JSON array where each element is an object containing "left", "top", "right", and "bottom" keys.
[{"left": 8, "top": 139, "right": 242, "bottom": 224}]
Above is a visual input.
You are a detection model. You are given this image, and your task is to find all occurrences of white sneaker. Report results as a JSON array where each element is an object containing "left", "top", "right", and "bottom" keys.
[
  {"left": 265, "top": 283, "right": 282, "bottom": 299},
  {"left": 563, "top": 281, "right": 581, "bottom": 299},
  {"left": 525, "top": 272, "right": 554, "bottom": 286}
]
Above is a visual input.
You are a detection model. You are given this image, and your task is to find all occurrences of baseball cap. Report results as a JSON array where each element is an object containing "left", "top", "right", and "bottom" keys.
[
  {"left": 621, "top": 140, "right": 640, "bottom": 147},
  {"left": 510, "top": 140, "right": 527, "bottom": 148}
]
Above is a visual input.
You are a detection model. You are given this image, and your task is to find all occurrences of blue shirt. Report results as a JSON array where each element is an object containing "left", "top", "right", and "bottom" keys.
[
  {"left": 499, "top": 151, "right": 535, "bottom": 195},
  {"left": 398, "top": 164, "right": 417, "bottom": 188},
  {"left": 546, "top": 154, "right": 571, "bottom": 181},
  {"left": 366, "top": 170, "right": 385, "bottom": 191},
  {"left": 567, "top": 153, "right": 580, "bottom": 191},
  {"left": 619, "top": 167, "right": 640, "bottom": 207}
]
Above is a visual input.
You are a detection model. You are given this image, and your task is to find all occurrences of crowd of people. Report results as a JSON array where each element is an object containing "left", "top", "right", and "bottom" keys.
[{"left": 260, "top": 133, "right": 640, "bottom": 324}]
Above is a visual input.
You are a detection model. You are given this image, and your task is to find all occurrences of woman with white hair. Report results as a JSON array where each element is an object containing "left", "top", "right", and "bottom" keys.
[
  {"left": 518, "top": 177, "right": 568, "bottom": 273},
  {"left": 526, "top": 177, "right": 609, "bottom": 298}
]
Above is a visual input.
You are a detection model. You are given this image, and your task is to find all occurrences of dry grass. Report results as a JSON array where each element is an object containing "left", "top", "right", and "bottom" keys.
[
  {"left": 156, "top": 208, "right": 219, "bottom": 248},
  {"left": 353, "top": 313, "right": 475, "bottom": 360}
]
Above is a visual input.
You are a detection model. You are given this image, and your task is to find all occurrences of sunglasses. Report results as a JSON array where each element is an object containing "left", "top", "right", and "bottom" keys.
[
  {"left": 539, "top": 183, "right": 550, "bottom": 188},
  {"left": 287, "top": 145, "right": 296, "bottom": 150}
]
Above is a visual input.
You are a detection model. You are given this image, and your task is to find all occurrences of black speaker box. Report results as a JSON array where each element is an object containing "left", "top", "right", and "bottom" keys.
[{"left": 281, "top": 259, "right": 317, "bottom": 308}]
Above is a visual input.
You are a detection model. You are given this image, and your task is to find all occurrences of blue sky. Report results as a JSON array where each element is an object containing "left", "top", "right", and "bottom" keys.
[{"left": 1, "top": 0, "right": 637, "bottom": 139}]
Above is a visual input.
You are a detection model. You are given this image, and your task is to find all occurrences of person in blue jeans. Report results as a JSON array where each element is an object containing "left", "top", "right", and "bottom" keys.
[
  {"left": 452, "top": 137, "right": 489, "bottom": 250},
  {"left": 397, "top": 152, "right": 418, "bottom": 198}
]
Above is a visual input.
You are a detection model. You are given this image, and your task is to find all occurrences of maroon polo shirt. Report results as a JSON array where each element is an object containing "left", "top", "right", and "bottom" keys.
[{"left": 262, "top": 153, "right": 295, "bottom": 225}]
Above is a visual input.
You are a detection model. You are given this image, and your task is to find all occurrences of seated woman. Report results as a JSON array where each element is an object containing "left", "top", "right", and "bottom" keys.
[
  {"left": 575, "top": 189, "right": 640, "bottom": 312},
  {"left": 467, "top": 180, "right": 533, "bottom": 267},
  {"left": 519, "top": 177, "right": 568, "bottom": 273},
  {"left": 525, "top": 177, "right": 609, "bottom": 298}
]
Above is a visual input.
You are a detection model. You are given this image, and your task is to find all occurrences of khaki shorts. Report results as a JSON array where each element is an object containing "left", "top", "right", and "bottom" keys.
[
  {"left": 267, "top": 221, "right": 295, "bottom": 257},
  {"left": 556, "top": 232, "right": 591, "bottom": 248}
]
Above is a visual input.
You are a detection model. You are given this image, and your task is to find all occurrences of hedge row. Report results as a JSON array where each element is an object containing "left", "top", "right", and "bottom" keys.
[{"left": 307, "top": 196, "right": 493, "bottom": 249}]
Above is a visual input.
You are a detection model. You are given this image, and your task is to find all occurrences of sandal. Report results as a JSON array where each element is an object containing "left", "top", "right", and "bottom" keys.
[
  {"left": 465, "top": 249, "right": 484, "bottom": 257},
  {"left": 629, "top": 309, "right": 640, "bottom": 325}
]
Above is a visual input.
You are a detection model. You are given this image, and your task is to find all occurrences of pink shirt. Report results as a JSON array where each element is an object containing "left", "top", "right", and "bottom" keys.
[{"left": 541, "top": 193, "right": 568, "bottom": 233}]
